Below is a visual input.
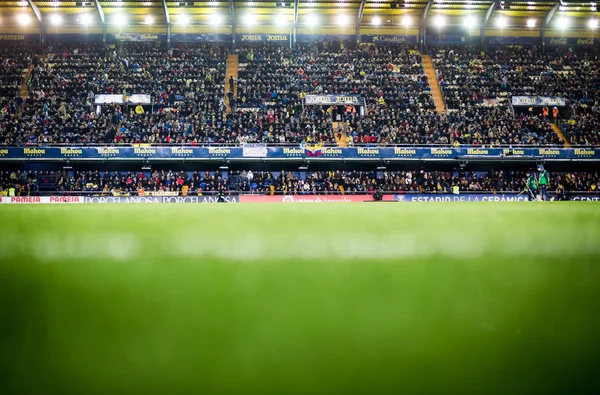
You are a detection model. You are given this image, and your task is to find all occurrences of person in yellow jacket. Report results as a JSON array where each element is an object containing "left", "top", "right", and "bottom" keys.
[{"left": 135, "top": 104, "right": 145, "bottom": 115}]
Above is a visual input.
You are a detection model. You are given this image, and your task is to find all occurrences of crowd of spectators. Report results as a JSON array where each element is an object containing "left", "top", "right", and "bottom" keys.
[
  {"left": 2, "top": 43, "right": 229, "bottom": 145},
  {"left": 432, "top": 45, "right": 600, "bottom": 146},
  {"left": 0, "top": 42, "right": 598, "bottom": 147},
  {"left": 237, "top": 43, "right": 437, "bottom": 145},
  {"left": 2, "top": 168, "right": 598, "bottom": 197},
  {"left": 0, "top": 170, "right": 41, "bottom": 196},
  {"left": 0, "top": 44, "right": 38, "bottom": 120}
]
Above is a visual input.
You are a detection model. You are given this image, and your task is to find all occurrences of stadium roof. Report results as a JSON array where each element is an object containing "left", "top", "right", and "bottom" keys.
[{"left": 0, "top": 0, "right": 598, "bottom": 30}]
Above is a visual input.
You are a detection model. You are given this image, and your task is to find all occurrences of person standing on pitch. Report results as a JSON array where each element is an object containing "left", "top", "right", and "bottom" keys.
[
  {"left": 526, "top": 172, "right": 538, "bottom": 202},
  {"left": 538, "top": 165, "right": 550, "bottom": 201}
]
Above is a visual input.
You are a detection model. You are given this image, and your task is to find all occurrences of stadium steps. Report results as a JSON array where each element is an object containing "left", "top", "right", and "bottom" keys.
[
  {"left": 550, "top": 122, "right": 571, "bottom": 148},
  {"left": 225, "top": 54, "right": 239, "bottom": 113},
  {"left": 332, "top": 122, "right": 347, "bottom": 147},
  {"left": 421, "top": 55, "right": 446, "bottom": 114}
]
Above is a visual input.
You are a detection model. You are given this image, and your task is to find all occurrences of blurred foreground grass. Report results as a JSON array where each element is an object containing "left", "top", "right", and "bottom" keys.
[{"left": 1, "top": 203, "right": 600, "bottom": 395}]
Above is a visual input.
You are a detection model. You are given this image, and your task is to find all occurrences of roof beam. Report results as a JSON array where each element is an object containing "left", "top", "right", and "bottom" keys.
[
  {"left": 230, "top": 0, "right": 236, "bottom": 52},
  {"left": 93, "top": 0, "right": 105, "bottom": 25},
  {"left": 479, "top": 2, "right": 495, "bottom": 47},
  {"left": 482, "top": 2, "right": 495, "bottom": 27},
  {"left": 294, "top": 0, "right": 299, "bottom": 25},
  {"left": 421, "top": 0, "right": 433, "bottom": 26},
  {"left": 358, "top": 0, "right": 367, "bottom": 25},
  {"left": 162, "top": 0, "right": 170, "bottom": 25},
  {"left": 544, "top": 3, "right": 559, "bottom": 28},
  {"left": 27, "top": 0, "right": 42, "bottom": 24}
]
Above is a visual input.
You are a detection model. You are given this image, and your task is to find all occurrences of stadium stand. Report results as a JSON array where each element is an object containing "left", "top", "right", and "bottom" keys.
[
  {"left": 237, "top": 43, "right": 436, "bottom": 145},
  {"left": 3, "top": 43, "right": 228, "bottom": 145},
  {"left": 432, "top": 45, "right": 600, "bottom": 146},
  {"left": 0, "top": 42, "right": 598, "bottom": 148},
  {"left": 2, "top": 168, "right": 598, "bottom": 197}
]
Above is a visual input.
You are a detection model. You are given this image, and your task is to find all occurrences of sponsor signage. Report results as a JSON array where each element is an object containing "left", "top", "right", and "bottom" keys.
[
  {"left": 240, "top": 195, "right": 395, "bottom": 203},
  {"left": 0, "top": 34, "right": 39, "bottom": 42},
  {"left": 360, "top": 35, "right": 417, "bottom": 44},
  {"left": 394, "top": 194, "right": 528, "bottom": 202},
  {"left": 0, "top": 196, "right": 83, "bottom": 204},
  {"left": 236, "top": 34, "right": 290, "bottom": 43},
  {"left": 305, "top": 95, "right": 362, "bottom": 106},
  {"left": 94, "top": 94, "right": 152, "bottom": 105},
  {"left": 0, "top": 196, "right": 238, "bottom": 204},
  {"left": 488, "top": 36, "right": 538, "bottom": 46},
  {"left": 45, "top": 33, "right": 104, "bottom": 42},
  {"left": 171, "top": 33, "right": 232, "bottom": 43},
  {"left": 2, "top": 195, "right": 597, "bottom": 204},
  {"left": 570, "top": 196, "right": 600, "bottom": 201},
  {"left": 81, "top": 196, "right": 238, "bottom": 203},
  {"left": 0, "top": 147, "right": 599, "bottom": 160},
  {"left": 545, "top": 37, "right": 597, "bottom": 46},
  {"left": 296, "top": 34, "right": 355, "bottom": 43},
  {"left": 110, "top": 33, "right": 164, "bottom": 42},
  {"left": 511, "top": 96, "right": 567, "bottom": 107}
]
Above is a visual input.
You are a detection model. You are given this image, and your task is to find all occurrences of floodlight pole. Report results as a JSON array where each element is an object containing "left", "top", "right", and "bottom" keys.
[
  {"left": 27, "top": 0, "right": 44, "bottom": 43},
  {"left": 481, "top": 2, "right": 495, "bottom": 48},
  {"left": 93, "top": 0, "right": 107, "bottom": 43},
  {"left": 293, "top": 0, "right": 299, "bottom": 47},
  {"left": 541, "top": 3, "right": 559, "bottom": 50},
  {"left": 420, "top": 0, "right": 433, "bottom": 53},
  {"left": 162, "top": 0, "right": 171, "bottom": 48},
  {"left": 229, "top": 0, "right": 236, "bottom": 53},
  {"left": 357, "top": 0, "right": 366, "bottom": 43}
]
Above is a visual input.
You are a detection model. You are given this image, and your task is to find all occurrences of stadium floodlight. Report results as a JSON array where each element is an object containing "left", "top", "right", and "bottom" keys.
[
  {"left": 81, "top": 13, "right": 92, "bottom": 25},
  {"left": 372, "top": 16, "right": 381, "bottom": 26},
  {"left": 52, "top": 1, "right": 60, "bottom": 7},
  {"left": 179, "top": 13, "right": 190, "bottom": 26},
  {"left": 51, "top": 14, "right": 63, "bottom": 26},
  {"left": 527, "top": 18, "right": 536, "bottom": 28},
  {"left": 588, "top": 19, "right": 598, "bottom": 29},
  {"left": 113, "top": 13, "right": 126, "bottom": 26},
  {"left": 275, "top": 13, "right": 287, "bottom": 26},
  {"left": 17, "top": 13, "right": 30, "bottom": 26},
  {"left": 211, "top": 13, "right": 222, "bottom": 26},
  {"left": 557, "top": 17, "right": 569, "bottom": 29},
  {"left": 402, "top": 15, "right": 411, "bottom": 27},
  {"left": 337, "top": 14, "right": 349, "bottom": 26},
  {"left": 464, "top": 16, "right": 477, "bottom": 29},
  {"left": 306, "top": 14, "right": 318, "bottom": 27},
  {"left": 145, "top": 15, "right": 154, "bottom": 25},
  {"left": 244, "top": 13, "right": 256, "bottom": 26},
  {"left": 496, "top": 16, "right": 507, "bottom": 29},
  {"left": 434, "top": 15, "right": 445, "bottom": 28}
]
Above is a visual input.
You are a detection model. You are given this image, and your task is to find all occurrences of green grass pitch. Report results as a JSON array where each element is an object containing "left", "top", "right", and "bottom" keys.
[{"left": 1, "top": 203, "right": 600, "bottom": 395}]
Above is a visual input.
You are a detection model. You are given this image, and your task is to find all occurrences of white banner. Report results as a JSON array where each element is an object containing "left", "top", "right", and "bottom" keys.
[
  {"left": 511, "top": 96, "right": 567, "bottom": 107},
  {"left": 242, "top": 143, "right": 268, "bottom": 157},
  {"left": 94, "top": 94, "right": 152, "bottom": 105}
]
